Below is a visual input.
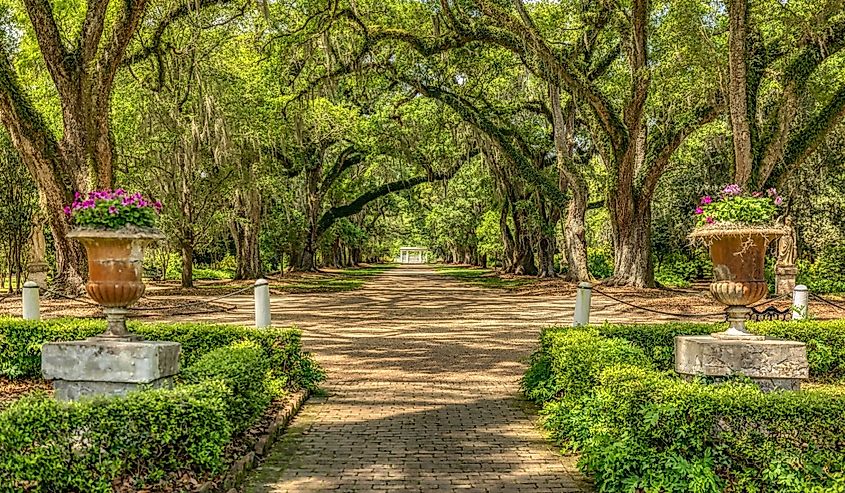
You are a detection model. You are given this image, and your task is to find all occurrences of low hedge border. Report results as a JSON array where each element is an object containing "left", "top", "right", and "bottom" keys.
[
  {"left": 0, "top": 317, "right": 325, "bottom": 389},
  {"left": 596, "top": 319, "right": 845, "bottom": 382},
  {"left": 0, "top": 323, "right": 325, "bottom": 492},
  {"left": 522, "top": 324, "right": 845, "bottom": 492},
  {"left": 199, "top": 388, "right": 309, "bottom": 493}
]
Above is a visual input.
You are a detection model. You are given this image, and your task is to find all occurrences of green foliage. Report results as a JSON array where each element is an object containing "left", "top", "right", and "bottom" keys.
[
  {"left": 0, "top": 381, "right": 232, "bottom": 492},
  {"left": 655, "top": 252, "right": 711, "bottom": 288},
  {"left": 524, "top": 325, "right": 845, "bottom": 492},
  {"left": 181, "top": 341, "right": 272, "bottom": 433},
  {"left": 521, "top": 327, "right": 653, "bottom": 404},
  {"left": 594, "top": 320, "right": 845, "bottom": 382},
  {"left": 69, "top": 191, "right": 159, "bottom": 229},
  {"left": 587, "top": 247, "right": 614, "bottom": 279},
  {"left": 695, "top": 192, "right": 779, "bottom": 227},
  {"left": 0, "top": 318, "right": 324, "bottom": 389},
  {"left": 798, "top": 244, "right": 845, "bottom": 294}
]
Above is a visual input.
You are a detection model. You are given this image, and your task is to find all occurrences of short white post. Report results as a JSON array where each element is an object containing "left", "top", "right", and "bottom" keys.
[
  {"left": 22, "top": 280, "right": 40, "bottom": 321},
  {"left": 573, "top": 281, "right": 592, "bottom": 327},
  {"left": 792, "top": 284, "right": 809, "bottom": 321},
  {"left": 254, "top": 278, "right": 271, "bottom": 328}
]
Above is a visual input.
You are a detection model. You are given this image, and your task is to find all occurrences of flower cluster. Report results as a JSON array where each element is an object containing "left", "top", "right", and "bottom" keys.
[
  {"left": 65, "top": 189, "right": 162, "bottom": 230},
  {"left": 694, "top": 184, "right": 782, "bottom": 227}
]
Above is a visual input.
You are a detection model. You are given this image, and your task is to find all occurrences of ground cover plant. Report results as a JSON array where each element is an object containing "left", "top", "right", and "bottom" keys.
[
  {"left": 0, "top": 319, "right": 324, "bottom": 491},
  {"left": 522, "top": 321, "right": 845, "bottom": 492}
]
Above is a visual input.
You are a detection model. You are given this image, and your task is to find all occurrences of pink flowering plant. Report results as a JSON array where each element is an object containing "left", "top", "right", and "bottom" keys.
[
  {"left": 694, "top": 184, "right": 782, "bottom": 227},
  {"left": 65, "top": 189, "right": 162, "bottom": 229}
]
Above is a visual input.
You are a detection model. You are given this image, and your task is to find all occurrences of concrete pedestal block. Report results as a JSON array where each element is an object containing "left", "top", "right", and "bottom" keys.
[
  {"left": 776, "top": 265, "right": 798, "bottom": 296},
  {"left": 42, "top": 340, "right": 181, "bottom": 401},
  {"left": 675, "top": 335, "right": 808, "bottom": 391}
]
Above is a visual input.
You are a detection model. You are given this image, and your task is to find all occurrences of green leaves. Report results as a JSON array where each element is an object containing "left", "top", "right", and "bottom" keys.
[{"left": 524, "top": 324, "right": 845, "bottom": 492}]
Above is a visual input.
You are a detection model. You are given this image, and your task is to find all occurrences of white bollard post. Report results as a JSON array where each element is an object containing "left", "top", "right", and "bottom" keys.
[
  {"left": 22, "top": 281, "right": 40, "bottom": 321},
  {"left": 572, "top": 281, "right": 593, "bottom": 327},
  {"left": 792, "top": 284, "right": 809, "bottom": 321},
  {"left": 254, "top": 278, "right": 271, "bottom": 328}
]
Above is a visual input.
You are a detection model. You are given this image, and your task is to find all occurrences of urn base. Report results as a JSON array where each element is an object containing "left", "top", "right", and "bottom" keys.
[
  {"left": 42, "top": 338, "right": 181, "bottom": 401},
  {"left": 675, "top": 335, "right": 808, "bottom": 391}
]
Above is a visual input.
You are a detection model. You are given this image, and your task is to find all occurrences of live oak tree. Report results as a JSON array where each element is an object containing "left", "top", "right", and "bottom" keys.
[
  {"left": 726, "top": 0, "right": 845, "bottom": 188},
  {"left": 0, "top": 0, "right": 241, "bottom": 291}
]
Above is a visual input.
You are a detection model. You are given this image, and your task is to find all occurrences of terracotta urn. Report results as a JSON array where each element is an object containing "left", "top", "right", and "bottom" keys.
[
  {"left": 68, "top": 227, "right": 165, "bottom": 339},
  {"left": 689, "top": 226, "right": 784, "bottom": 339}
]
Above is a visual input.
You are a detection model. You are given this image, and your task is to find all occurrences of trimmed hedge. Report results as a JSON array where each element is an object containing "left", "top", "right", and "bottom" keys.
[
  {"left": 182, "top": 341, "right": 272, "bottom": 433},
  {"left": 597, "top": 320, "right": 845, "bottom": 382},
  {"left": 523, "top": 326, "right": 845, "bottom": 492},
  {"left": 0, "top": 381, "right": 232, "bottom": 492},
  {"left": 0, "top": 319, "right": 325, "bottom": 492},
  {"left": 0, "top": 317, "right": 324, "bottom": 388}
]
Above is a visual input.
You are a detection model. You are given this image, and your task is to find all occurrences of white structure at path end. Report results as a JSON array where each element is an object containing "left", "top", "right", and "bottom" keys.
[{"left": 398, "top": 247, "right": 428, "bottom": 264}]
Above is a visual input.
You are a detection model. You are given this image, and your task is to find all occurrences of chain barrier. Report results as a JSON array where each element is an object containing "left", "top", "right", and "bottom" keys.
[
  {"left": 591, "top": 287, "right": 726, "bottom": 319},
  {"left": 810, "top": 293, "right": 845, "bottom": 312},
  {"left": 35, "top": 284, "right": 257, "bottom": 315}
]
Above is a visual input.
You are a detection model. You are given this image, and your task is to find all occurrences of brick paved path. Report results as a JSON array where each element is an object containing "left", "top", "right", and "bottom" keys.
[{"left": 242, "top": 266, "right": 592, "bottom": 492}]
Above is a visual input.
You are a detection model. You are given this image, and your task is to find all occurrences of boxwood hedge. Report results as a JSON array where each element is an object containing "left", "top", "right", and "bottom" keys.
[
  {"left": 0, "top": 319, "right": 325, "bottom": 492},
  {"left": 0, "top": 317, "right": 324, "bottom": 389},
  {"left": 523, "top": 324, "right": 845, "bottom": 492}
]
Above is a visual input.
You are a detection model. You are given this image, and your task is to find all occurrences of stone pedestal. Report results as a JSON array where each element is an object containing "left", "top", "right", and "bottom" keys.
[
  {"left": 675, "top": 335, "right": 808, "bottom": 391},
  {"left": 776, "top": 265, "right": 798, "bottom": 296},
  {"left": 42, "top": 339, "right": 181, "bottom": 401}
]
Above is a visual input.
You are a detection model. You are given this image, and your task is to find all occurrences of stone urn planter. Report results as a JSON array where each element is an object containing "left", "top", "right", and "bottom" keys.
[
  {"left": 689, "top": 226, "right": 784, "bottom": 339},
  {"left": 68, "top": 227, "right": 164, "bottom": 340}
]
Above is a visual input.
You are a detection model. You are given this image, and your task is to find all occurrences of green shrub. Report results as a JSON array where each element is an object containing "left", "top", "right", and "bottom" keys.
[
  {"left": 182, "top": 341, "right": 272, "bottom": 432},
  {"left": 578, "top": 368, "right": 845, "bottom": 492},
  {"left": 521, "top": 327, "right": 652, "bottom": 404},
  {"left": 587, "top": 248, "right": 614, "bottom": 279},
  {"left": 798, "top": 245, "right": 845, "bottom": 294},
  {"left": 0, "top": 318, "right": 324, "bottom": 389},
  {"left": 0, "top": 382, "right": 232, "bottom": 492},
  {"left": 594, "top": 320, "right": 845, "bottom": 382},
  {"left": 525, "top": 325, "right": 845, "bottom": 492}
]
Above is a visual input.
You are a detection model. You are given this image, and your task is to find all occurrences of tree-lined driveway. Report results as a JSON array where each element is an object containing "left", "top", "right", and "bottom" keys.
[{"left": 241, "top": 266, "right": 593, "bottom": 492}]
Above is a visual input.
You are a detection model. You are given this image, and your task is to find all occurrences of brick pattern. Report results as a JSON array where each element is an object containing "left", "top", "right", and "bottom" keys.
[{"left": 242, "top": 267, "right": 592, "bottom": 492}]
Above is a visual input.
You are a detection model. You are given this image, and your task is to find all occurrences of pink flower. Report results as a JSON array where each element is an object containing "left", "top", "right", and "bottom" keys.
[
  {"left": 752, "top": 192, "right": 762, "bottom": 198},
  {"left": 153, "top": 201, "right": 162, "bottom": 212},
  {"left": 63, "top": 206, "right": 71, "bottom": 215},
  {"left": 695, "top": 207, "right": 704, "bottom": 215},
  {"left": 775, "top": 196, "right": 783, "bottom": 205},
  {"left": 108, "top": 206, "right": 117, "bottom": 215},
  {"left": 767, "top": 188, "right": 777, "bottom": 197},
  {"left": 722, "top": 184, "right": 742, "bottom": 196},
  {"left": 700, "top": 196, "right": 712, "bottom": 205},
  {"left": 705, "top": 216, "right": 715, "bottom": 224}
]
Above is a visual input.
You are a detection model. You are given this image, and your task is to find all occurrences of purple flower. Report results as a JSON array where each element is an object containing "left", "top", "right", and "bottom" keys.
[
  {"left": 153, "top": 201, "right": 162, "bottom": 212},
  {"left": 108, "top": 206, "right": 117, "bottom": 215},
  {"left": 115, "top": 188, "right": 126, "bottom": 196},
  {"left": 775, "top": 196, "right": 783, "bottom": 206},
  {"left": 63, "top": 206, "right": 71, "bottom": 216},
  {"left": 705, "top": 216, "right": 715, "bottom": 224},
  {"left": 700, "top": 196, "right": 712, "bottom": 205},
  {"left": 695, "top": 207, "right": 704, "bottom": 215},
  {"left": 722, "top": 184, "right": 742, "bottom": 196}
]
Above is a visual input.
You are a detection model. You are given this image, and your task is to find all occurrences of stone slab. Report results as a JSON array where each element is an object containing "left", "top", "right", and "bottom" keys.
[
  {"left": 53, "top": 377, "right": 174, "bottom": 401},
  {"left": 675, "top": 335, "right": 808, "bottom": 390},
  {"left": 42, "top": 340, "right": 180, "bottom": 384}
]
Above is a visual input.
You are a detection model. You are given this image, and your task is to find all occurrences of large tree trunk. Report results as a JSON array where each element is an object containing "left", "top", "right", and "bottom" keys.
[
  {"left": 562, "top": 190, "right": 590, "bottom": 281},
  {"left": 231, "top": 178, "right": 263, "bottom": 280},
  {"left": 728, "top": 0, "right": 753, "bottom": 187},
  {"left": 511, "top": 204, "right": 538, "bottom": 276},
  {"left": 607, "top": 197, "right": 653, "bottom": 287}
]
